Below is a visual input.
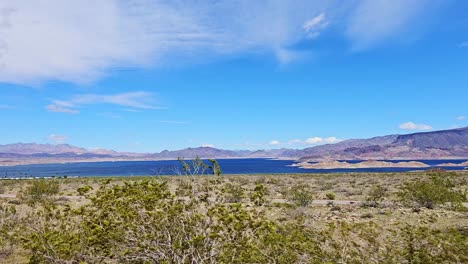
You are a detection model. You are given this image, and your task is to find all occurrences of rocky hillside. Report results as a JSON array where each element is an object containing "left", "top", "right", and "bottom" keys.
[{"left": 299, "top": 127, "right": 468, "bottom": 161}]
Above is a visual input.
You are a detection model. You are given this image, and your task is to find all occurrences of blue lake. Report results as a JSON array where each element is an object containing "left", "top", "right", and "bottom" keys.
[{"left": 0, "top": 159, "right": 467, "bottom": 178}]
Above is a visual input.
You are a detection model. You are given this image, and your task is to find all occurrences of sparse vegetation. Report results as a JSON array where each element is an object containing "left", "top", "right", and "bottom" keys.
[
  {"left": 364, "top": 185, "right": 387, "bottom": 207},
  {"left": 287, "top": 183, "right": 314, "bottom": 206},
  {"left": 19, "top": 179, "right": 60, "bottom": 204},
  {"left": 398, "top": 172, "right": 467, "bottom": 210},
  {"left": 0, "top": 171, "right": 466, "bottom": 263}
]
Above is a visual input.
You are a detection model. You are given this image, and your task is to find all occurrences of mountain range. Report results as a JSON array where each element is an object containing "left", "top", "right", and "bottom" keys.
[{"left": 0, "top": 127, "right": 467, "bottom": 166}]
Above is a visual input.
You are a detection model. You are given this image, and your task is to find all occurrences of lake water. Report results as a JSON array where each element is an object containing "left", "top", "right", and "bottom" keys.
[{"left": 0, "top": 159, "right": 467, "bottom": 178}]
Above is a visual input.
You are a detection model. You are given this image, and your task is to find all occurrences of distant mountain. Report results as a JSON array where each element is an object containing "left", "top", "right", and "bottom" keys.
[
  {"left": 0, "top": 143, "right": 89, "bottom": 155},
  {"left": 0, "top": 127, "right": 467, "bottom": 166},
  {"left": 298, "top": 127, "right": 468, "bottom": 161},
  {"left": 150, "top": 147, "right": 240, "bottom": 159}
]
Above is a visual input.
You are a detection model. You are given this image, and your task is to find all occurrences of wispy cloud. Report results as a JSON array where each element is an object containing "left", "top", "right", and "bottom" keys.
[
  {"left": 456, "top": 116, "right": 465, "bottom": 120},
  {"left": 399, "top": 121, "right": 433, "bottom": 131},
  {"left": 47, "top": 91, "right": 158, "bottom": 114},
  {"left": 346, "top": 0, "right": 440, "bottom": 50},
  {"left": 46, "top": 104, "right": 79, "bottom": 114},
  {"left": 0, "top": 104, "right": 11, "bottom": 109},
  {"left": 0, "top": 1, "right": 330, "bottom": 84},
  {"left": 269, "top": 140, "right": 281, "bottom": 146},
  {"left": 47, "top": 134, "right": 67, "bottom": 144},
  {"left": 303, "top": 13, "right": 329, "bottom": 39},
  {"left": 305, "top": 137, "right": 341, "bottom": 145},
  {"left": 459, "top": 41, "right": 468, "bottom": 48},
  {"left": 0, "top": 0, "right": 445, "bottom": 84},
  {"left": 286, "top": 137, "right": 342, "bottom": 146}
]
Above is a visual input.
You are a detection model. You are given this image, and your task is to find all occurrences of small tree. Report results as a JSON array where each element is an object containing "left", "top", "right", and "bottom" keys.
[
  {"left": 177, "top": 156, "right": 209, "bottom": 176},
  {"left": 208, "top": 159, "right": 222, "bottom": 176}
]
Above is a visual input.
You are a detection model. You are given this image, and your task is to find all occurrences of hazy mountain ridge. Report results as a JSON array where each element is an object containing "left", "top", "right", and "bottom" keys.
[
  {"left": 299, "top": 127, "right": 468, "bottom": 161},
  {"left": 0, "top": 127, "right": 467, "bottom": 166}
]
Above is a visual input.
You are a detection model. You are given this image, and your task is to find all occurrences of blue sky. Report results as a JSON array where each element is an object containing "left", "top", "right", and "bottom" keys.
[{"left": 0, "top": 0, "right": 467, "bottom": 152}]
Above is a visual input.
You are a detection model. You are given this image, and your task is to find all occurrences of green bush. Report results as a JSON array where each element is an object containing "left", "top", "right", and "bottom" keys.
[
  {"left": 0, "top": 203, "right": 18, "bottom": 259},
  {"left": 325, "top": 192, "right": 336, "bottom": 200},
  {"left": 398, "top": 173, "right": 467, "bottom": 210},
  {"left": 20, "top": 179, "right": 60, "bottom": 204},
  {"left": 221, "top": 183, "right": 245, "bottom": 203},
  {"left": 77, "top": 185, "right": 93, "bottom": 196},
  {"left": 250, "top": 184, "right": 269, "bottom": 206},
  {"left": 287, "top": 183, "right": 314, "bottom": 207},
  {"left": 364, "top": 185, "right": 387, "bottom": 207},
  {"left": 14, "top": 179, "right": 468, "bottom": 263}
]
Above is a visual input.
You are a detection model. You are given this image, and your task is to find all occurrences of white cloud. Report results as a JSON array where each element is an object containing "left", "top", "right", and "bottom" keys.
[
  {"left": 324, "top": 137, "right": 340, "bottom": 144},
  {"left": 305, "top": 137, "right": 323, "bottom": 144},
  {"left": 346, "top": 0, "right": 438, "bottom": 50},
  {"left": 47, "top": 134, "right": 67, "bottom": 144},
  {"left": 456, "top": 116, "right": 465, "bottom": 120},
  {"left": 0, "top": 1, "right": 445, "bottom": 84},
  {"left": 201, "top": 144, "right": 215, "bottom": 148},
  {"left": 46, "top": 104, "right": 79, "bottom": 114},
  {"left": 305, "top": 136, "right": 341, "bottom": 145},
  {"left": 399, "top": 121, "right": 433, "bottom": 131},
  {"left": 303, "top": 13, "right": 329, "bottom": 39},
  {"left": 269, "top": 140, "right": 281, "bottom": 146},
  {"left": 0, "top": 0, "right": 334, "bottom": 84},
  {"left": 47, "top": 91, "right": 157, "bottom": 114}
]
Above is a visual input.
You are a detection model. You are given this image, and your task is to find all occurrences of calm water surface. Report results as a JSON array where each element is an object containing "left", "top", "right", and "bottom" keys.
[{"left": 0, "top": 158, "right": 466, "bottom": 178}]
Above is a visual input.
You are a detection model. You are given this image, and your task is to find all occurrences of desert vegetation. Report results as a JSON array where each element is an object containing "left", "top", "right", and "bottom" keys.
[{"left": 0, "top": 170, "right": 467, "bottom": 263}]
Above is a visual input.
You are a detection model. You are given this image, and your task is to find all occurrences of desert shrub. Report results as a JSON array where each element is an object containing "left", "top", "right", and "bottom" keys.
[
  {"left": 398, "top": 173, "right": 467, "bottom": 210},
  {"left": 175, "top": 178, "right": 194, "bottom": 196},
  {"left": 20, "top": 179, "right": 60, "bottom": 204},
  {"left": 0, "top": 203, "right": 18, "bottom": 259},
  {"left": 221, "top": 183, "right": 245, "bottom": 203},
  {"left": 392, "top": 225, "right": 468, "bottom": 264},
  {"left": 318, "top": 181, "right": 334, "bottom": 191},
  {"left": 325, "top": 192, "right": 336, "bottom": 200},
  {"left": 287, "top": 183, "right": 314, "bottom": 207},
  {"left": 76, "top": 185, "right": 93, "bottom": 196},
  {"left": 15, "top": 178, "right": 468, "bottom": 263},
  {"left": 364, "top": 185, "right": 387, "bottom": 207},
  {"left": 250, "top": 184, "right": 269, "bottom": 206}
]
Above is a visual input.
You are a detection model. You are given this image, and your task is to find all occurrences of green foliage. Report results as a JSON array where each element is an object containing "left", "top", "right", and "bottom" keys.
[
  {"left": 1, "top": 173, "right": 466, "bottom": 263},
  {"left": 364, "top": 185, "right": 387, "bottom": 207},
  {"left": 325, "top": 192, "right": 336, "bottom": 200},
  {"left": 221, "top": 183, "right": 245, "bottom": 203},
  {"left": 250, "top": 184, "right": 269, "bottom": 206},
  {"left": 76, "top": 185, "right": 93, "bottom": 196},
  {"left": 0, "top": 203, "right": 19, "bottom": 259},
  {"left": 398, "top": 173, "right": 467, "bottom": 209},
  {"left": 208, "top": 159, "right": 222, "bottom": 176},
  {"left": 177, "top": 157, "right": 222, "bottom": 176},
  {"left": 20, "top": 179, "right": 60, "bottom": 204},
  {"left": 393, "top": 225, "right": 468, "bottom": 264},
  {"left": 287, "top": 183, "right": 314, "bottom": 207}
]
